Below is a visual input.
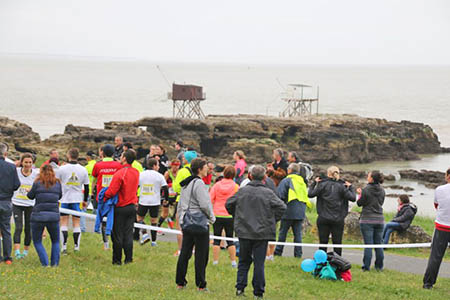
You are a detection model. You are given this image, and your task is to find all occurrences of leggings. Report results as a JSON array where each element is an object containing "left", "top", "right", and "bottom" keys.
[
  {"left": 13, "top": 205, "right": 32, "bottom": 246},
  {"left": 212, "top": 217, "right": 234, "bottom": 247}
]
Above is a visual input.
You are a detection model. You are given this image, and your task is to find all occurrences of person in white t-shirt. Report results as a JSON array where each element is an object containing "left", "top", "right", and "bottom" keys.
[
  {"left": 137, "top": 158, "right": 168, "bottom": 246},
  {"left": 12, "top": 153, "right": 39, "bottom": 259},
  {"left": 57, "top": 148, "right": 89, "bottom": 254}
]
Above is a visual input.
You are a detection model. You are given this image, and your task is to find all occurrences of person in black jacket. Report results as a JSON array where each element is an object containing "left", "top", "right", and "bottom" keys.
[
  {"left": 308, "top": 166, "right": 356, "bottom": 256},
  {"left": 27, "top": 164, "right": 62, "bottom": 266},
  {"left": 0, "top": 142, "right": 21, "bottom": 264},
  {"left": 226, "top": 165, "right": 286, "bottom": 299},
  {"left": 383, "top": 194, "right": 417, "bottom": 244}
]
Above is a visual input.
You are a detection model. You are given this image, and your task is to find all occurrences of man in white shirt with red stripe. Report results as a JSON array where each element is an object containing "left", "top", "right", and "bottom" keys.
[{"left": 423, "top": 168, "right": 450, "bottom": 289}]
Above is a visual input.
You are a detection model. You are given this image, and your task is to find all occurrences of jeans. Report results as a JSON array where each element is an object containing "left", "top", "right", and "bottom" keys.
[
  {"left": 316, "top": 216, "right": 345, "bottom": 256},
  {"left": 236, "top": 238, "right": 268, "bottom": 297},
  {"left": 275, "top": 219, "right": 303, "bottom": 257},
  {"left": 360, "top": 223, "right": 384, "bottom": 270},
  {"left": 13, "top": 205, "right": 32, "bottom": 246},
  {"left": 0, "top": 201, "right": 13, "bottom": 261},
  {"left": 423, "top": 228, "right": 450, "bottom": 287},
  {"left": 176, "top": 230, "right": 210, "bottom": 288},
  {"left": 382, "top": 221, "right": 402, "bottom": 245},
  {"left": 31, "top": 221, "right": 60, "bottom": 266},
  {"left": 111, "top": 204, "right": 135, "bottom": 265}
]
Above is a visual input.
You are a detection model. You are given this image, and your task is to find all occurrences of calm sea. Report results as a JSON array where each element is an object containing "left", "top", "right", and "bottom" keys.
[{"left": 1, "top": 56, "right": 449, "bottom": 216}]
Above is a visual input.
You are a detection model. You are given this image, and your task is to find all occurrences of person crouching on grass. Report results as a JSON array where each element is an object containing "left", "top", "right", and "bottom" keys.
[
  {"left": 104, "top": 150, "right": 139, "bottom": 265},
  {"left": 226, "top": 165, "right": 286, "bottom": 299}
]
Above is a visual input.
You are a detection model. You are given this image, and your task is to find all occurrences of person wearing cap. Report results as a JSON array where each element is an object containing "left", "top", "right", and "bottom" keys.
[
  {"left": 172, "top": 149, "right": 197, "bottom": 256},
  {"left": 80, "top": 151, "right": 97, "bottom": 232}
]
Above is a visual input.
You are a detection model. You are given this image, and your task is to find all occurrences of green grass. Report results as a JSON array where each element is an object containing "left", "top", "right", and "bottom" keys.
[{"left": 1, "top": 233, "right": 449, "bottom": 300}]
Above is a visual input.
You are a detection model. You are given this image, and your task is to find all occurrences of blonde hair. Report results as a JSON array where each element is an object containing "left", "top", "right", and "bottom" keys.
[
  {"left": 235, "top": 150, "right": 246, "bottom": 160},
  {"left": 327, "top": 166, "right": 340, "bottom": 180}
]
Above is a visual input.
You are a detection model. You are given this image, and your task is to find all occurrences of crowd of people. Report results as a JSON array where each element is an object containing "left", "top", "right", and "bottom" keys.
[{"left": 0, "top": 137, "right": 449, "bottom": 297}]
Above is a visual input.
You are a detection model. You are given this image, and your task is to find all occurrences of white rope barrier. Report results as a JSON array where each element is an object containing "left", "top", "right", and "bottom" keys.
[{"left": 60, "top": 208, "right": 432, "bottom": 249}]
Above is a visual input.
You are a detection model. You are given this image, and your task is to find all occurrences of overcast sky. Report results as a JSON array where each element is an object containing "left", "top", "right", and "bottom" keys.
[{"left": 1, "top": 0, "right": 449, "bottom": 64}]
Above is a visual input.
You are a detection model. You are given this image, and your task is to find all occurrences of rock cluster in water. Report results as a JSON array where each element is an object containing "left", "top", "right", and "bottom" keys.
[{"left": 1, "top": 114, "right": 444, "bottom": 166}]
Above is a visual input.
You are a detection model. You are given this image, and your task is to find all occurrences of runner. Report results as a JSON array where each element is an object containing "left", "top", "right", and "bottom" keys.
[
  {"left": 160, "top": 159, "right": 181, "bottom": 230},
  {"left": 12, "top": 153, "right": 39, "bottom": 259},
  {"left": 92, "top": 144, "right": 122, "bottom": 250},
  {"left": 57, "top": 148, "right": 89, "bottom": 254},
  {"left": 138, "top": 158, "right": 168, "bottom": 246}
]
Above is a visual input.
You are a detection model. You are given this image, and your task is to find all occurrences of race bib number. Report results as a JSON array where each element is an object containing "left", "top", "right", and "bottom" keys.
[
  {"left": 17, "top": 185, "right": 32, "bottom": 200},
  {"left": 142, "top": 184, "right": 155, "bottom": 196},
  {"left": 168, "top": 187, "right": 177, "bottom": 197},
  {"left": 102, "top": 175, "right": 113, "bottom": 187}
]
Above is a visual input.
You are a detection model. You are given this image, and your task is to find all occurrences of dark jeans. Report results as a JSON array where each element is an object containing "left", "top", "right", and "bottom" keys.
[
  {"left": 111, "top": 204, "right": 135, "bottom": 265},
  {"left": 423, "top": 228, "right": 450, "bottom": 287},
  {"left": 360, "top": 223, "right": 384, "bottom": 270},
  {"left": 382, "top": 221, "right": 402, "bottom": 245},
  {"left": 31, "top": 221, "right": 60, "bottom": 266},
  {"left": 13, "top": 205, "right": 32, "bottom": 246},
  {"left": 176, "top": 230, "right": 210, "bottom": 288},
  {"left": 0, "top": 201, "right": 13, "bottom": 261},
  {"left": 236, "top": 238, "right": 268, "bottom": 297},
  {"left": 275, "top": 219, "right": 303, "bottom": 257},
  {"left": 316, "top": 216, "right": 345, "bottom": 256}
]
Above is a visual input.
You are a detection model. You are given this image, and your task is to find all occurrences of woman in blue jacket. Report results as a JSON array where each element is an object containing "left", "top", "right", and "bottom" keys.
[{"left": 27, "top": 164, "right": 62, "bottom": 267}]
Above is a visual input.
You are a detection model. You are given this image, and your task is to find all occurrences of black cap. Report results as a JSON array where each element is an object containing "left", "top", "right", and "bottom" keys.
[
  {"left": 102, "top": 144, "right": 115, "bottom": 157},
  {"left": 86, "top": 151, "right": 96, "bottom": 157}
]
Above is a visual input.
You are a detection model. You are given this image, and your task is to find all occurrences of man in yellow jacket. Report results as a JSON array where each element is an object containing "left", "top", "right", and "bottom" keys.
[{"left": 274, "top": 163, "right": 311, "bottom": 258}]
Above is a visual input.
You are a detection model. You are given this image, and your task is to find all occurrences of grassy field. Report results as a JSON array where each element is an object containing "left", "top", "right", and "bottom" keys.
[{"left": 1, "top": 232, "right": 449, "bottom": 300}]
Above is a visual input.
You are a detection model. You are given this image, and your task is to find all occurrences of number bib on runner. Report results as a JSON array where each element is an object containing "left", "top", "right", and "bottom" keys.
[
  {"left": 102, "top": 175, "right": 113, "bottom": 187},
  {"left": 16, "top": 184, "right": 32, "bottom": 200},
  {"left": 142, "top": 184, "right": 155, "bottom": 196}
]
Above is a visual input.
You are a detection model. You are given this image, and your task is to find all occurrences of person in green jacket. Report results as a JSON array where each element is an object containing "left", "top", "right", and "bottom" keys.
[{"left": 172, "top": 150, "right": 197, "bottom": 256}]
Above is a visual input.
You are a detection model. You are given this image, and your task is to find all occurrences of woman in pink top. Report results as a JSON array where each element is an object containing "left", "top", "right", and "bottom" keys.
[
  {"left": 233, "top": 150, "right": 247, "bottom": 185},
  {"left": 210, "top": 166, "right": 239, "bottom": 267}
]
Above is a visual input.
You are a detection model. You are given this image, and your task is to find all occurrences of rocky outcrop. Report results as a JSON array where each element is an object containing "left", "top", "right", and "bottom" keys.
[
  {"left": 104, "top": 114, "right": 442, "bottom": 165},
  {"left": 399, "top": 169, "right": 446, "bottom": 189},
  {"left": 0, "top": 117, "right": 41, "bottom": 157},
  {"left": 0, "top": 114, "right": 443, "bottom": 165},
  {"left": 390, "top": 226, "right": 432, "bottom": 243}
]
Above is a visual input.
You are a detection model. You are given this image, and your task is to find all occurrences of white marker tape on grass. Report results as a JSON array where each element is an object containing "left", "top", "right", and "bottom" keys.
[{"left": 60, "top": 208, "right": 432, "bottom": 249}]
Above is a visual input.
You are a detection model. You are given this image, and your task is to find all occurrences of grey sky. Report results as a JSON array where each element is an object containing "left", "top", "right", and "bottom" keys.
[{"left": 1, "top": 0, "right": 449, "bottom": 64}]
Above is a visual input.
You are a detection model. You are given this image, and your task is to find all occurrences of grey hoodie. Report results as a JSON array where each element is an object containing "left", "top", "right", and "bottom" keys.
[
  {"left": 357, "top": 183, "right": 385, "bottom": 223},
  {"left": 178, "top": 177, "right": 215, "bottom": 226}
]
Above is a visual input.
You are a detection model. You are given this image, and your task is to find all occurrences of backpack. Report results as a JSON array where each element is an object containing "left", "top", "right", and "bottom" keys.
[{"left": 327, "top": 252, "right": 352, "bottom": 272}]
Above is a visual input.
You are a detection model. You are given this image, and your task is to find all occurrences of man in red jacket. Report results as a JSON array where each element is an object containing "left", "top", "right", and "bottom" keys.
[{"left": 104, "top": 149, "right": 139, "bottom": 265}]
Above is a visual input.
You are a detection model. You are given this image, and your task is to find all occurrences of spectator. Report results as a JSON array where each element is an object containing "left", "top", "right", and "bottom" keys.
[
  {"left": 233, "top": 150, "right": 247, "bottom": 185},
  {"left": 104, "top": 150, "right": 140, "bottom": 265},
  {"left": 202, "top": 162, "right": 215, "bottom": 188},
  {"left": 174, "top": 140, "right": 185, "bottom": 162},
  {"left": 423, "top": 168, "right": 450, "bottom": 289},
  {"left": 42, "top": 149, "right": 59, "bottom": 166},
  {"left": 176, "top": 158, "right": 215, "bottom": 291},
  {"left": 266, "top": 148, "right": 288, "bottom": 186},
  {"left": 27, "top": 164, "right": 62, "bottom": 267},
  {"left": 308, "top": 166, "right": 356, "bottom": 256},
  {"left": 357, "top": 171, "right": 385, "bottom": 271},
  {"left": 0, "top": 142, "right": 21, "bottom": 264},
  {"left": 226, "top": 165, "right": 286, "bottom": 299},
  {"left": 210, "top": 165, "right": 239, "bottom": 267},
  {"left": 383, "top": 194, "right": 417, "bottom": 244},
  {"left": 275, "top": 163, "right": 311, "bottom": 258},
  {"left": 113, "top": 136, "right": 124, "bottom": 161}
]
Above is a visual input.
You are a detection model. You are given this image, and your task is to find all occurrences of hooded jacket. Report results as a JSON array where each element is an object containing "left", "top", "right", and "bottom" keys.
[
  {"left": 178, "top": 176, "right": 215, "bottom": 227},
  {"left": 209, "top": 178, "right": 238, "bottom": 217},
  {"left": 357, "top": 183, "right": 385, "bottom": 223},
  {"left": 392, "top": 203, "right": 417, "bottom": 230},
  {"left": 95, "top": 187, "right": 118, "bottom": 235},
  {"left": 0, "top": 157, "right": 21, "bottom": 201},
  {"left": 308, "top": 178, "right": 356, "bottom": 221},
  {"left": 226, "top": 180, "right": 286, "bottom": 240},
  {"left": 277, "top": 173, "right": 310, "bottom": 220}
]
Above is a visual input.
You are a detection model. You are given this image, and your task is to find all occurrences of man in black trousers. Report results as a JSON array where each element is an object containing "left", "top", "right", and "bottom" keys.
[
  {"left": 423, "top": 168, "right": 450, "bottom": 289},
  {"left": 226, "top": 165, "right": 286, "bottom": 299}
]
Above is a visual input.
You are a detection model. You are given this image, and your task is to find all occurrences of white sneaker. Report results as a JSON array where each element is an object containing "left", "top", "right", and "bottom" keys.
[
  {"left": 140, "top": 234, "right": 150, "bottom": 245},
  {"left": 74, "top": 245, "right": 80, "bottom": 252},
  {"left": 151, "top": 241, "right": 157, "bottom": 247},
  {"left": 265, "top": 255, "right": 274, "bottom": 261}
]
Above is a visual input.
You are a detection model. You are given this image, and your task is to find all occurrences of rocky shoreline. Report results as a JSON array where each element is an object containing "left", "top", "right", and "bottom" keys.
[{"left": 1, "top": 114, "right": 445, "bottom": 166}]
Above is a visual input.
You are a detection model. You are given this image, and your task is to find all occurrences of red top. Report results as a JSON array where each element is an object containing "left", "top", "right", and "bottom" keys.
[
  {"left": 202, "top": 173, "right": 213, "bottom": 185},
  {"left": 105, "top": 164, "right": 139, "bottom": 207},
  {"left": 92, "top": 159, "right": 123, "bottom": 201}
]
